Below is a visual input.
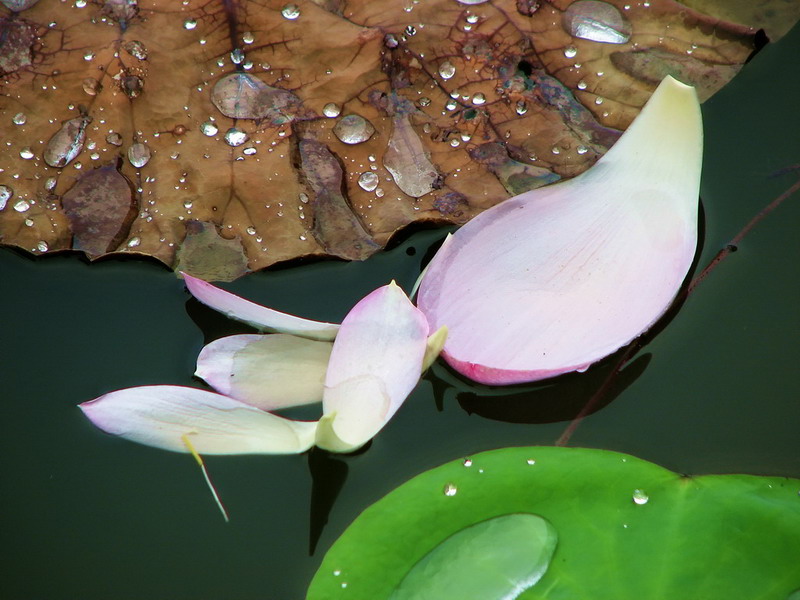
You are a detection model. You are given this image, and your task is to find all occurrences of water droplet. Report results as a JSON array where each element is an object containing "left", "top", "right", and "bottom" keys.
[
  {"left": 456, "top": 0, "right": 489, "bottom": 4},
  {"left": 576, "top": 144, "right": 589, "bottom": 155},
  {"left": 127, "top": 143, "right": 151, "bottom": 168},
  {"left": 632, "top": 489, "right": 649, "bottom": 505},
  {"left": 37, "top": 240, "right": 49, "bottom": 252},
  {"left": 577, "top": 80, "right": 587, "bottom": 90},
  {"left": 127, "top": 236, "right": 141, "bottom": 248},
  {"left": 445, "top": 99, "right": 457, "bottom": 111},
  {"left": 563, "top": 46, "right": 578, "bottom": 59},
  {"left": 121, "top": 75, "right": 143, "bottom": 99},
  {"left": 438, "top": 60, "right": 456, "bottom": 80},
  {"left": 0, "top": 185, "right": 12, "bottom": 210},
  {"left": 13, "top": 199, "right": 31, "bottom": 213},
  {"left": 246, "top": 226, "right": 257, "bottom": 235},
  {"left": 404, "top": 25, "right": 416, "bottom": 36},
  {"left": 183, "top": 18, "right": 197, "bottom": 30},
  {"left": 19, "top": 147, "right": 34, "bottom": 160},
  {"left": 322, "top": 102, "right": 341, "bottom": 118},
  {"left": 443, "top": 483, "right": 458, "bottom": 496},
  {"left": 243, "top": 146, "right": 257, "bottom": 155},
  {"left": 595, "top": 96, "right": 604, "bottom": 105},
  {"left": 563, "top": 0, "right": 631, "bottom": 44},
  {"left": 526, "top": 458, "right": 536, "bottom": 465},
  {"left": 83, "top": 50, "right": 95, "bottom": 61},
  {"left": 230, "top": 48, "right": 245, "bottom": 65},
  {"left": 12, "top": 112, "right": 26, "bottom": 125},
  {"left": 44, "top": 177, "right": 57, "bottom": 191},
  {"left": 463, "top": 458, "right": 473, "bottom": 467},
  {"left": 123, "top": 40, "right": 148, "bottom": 60},
  {"left": 281, "top": 3, "right": 300, "bottom": 19},
  {"left": 44, "top": 116, "right": 90, "bottom": 168},
  {"left": 384, "top": 33, "right": 399, "bottom": 48},
  {"left": 466, "top": 13, "right": 479, "bottom": 24},
  {"left": 224, "top": 127, "right": 249, "bottom": 146},
  {"left": 515, "top": 100, "right": 528, "bottom": 115},
  {"left": 471, "top": 92, "right": 486, "bottom": 105},
  {"left": 200, "top": 121, "right": 219, "bottom": 137},
  {"left": 357, "top": 171, "right": 379, "bottom": 192},
  {"left": 75, "top": 0, "right": 86, "bottom": 6},
  {"left": 333, "top": 114, "right": 375, "bottom": 145},
  {"left": 450, "top": 138, "right": 460, "bottom": 147},
  {"left": 375, "top": 187, "right": 385, "bottom": 198},
  {"left": 551, "top": 146, "right": 561, "bottom": 155},
  {"left": 106, "top": 132, "right": 123, "bottom": 146},
  {"left": 242, "top": 31, "right": 254, "bottom": 44},
  {"left": 183, "top": 199, "right": 193, "bottom": 209}
]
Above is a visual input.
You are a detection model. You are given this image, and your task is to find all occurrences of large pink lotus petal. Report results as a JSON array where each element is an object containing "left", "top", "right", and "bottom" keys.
[
  {"left": 317, "top": 282, "right": 429, "bottom": 451},
  {"left": 79, "top": 385, "right": 317, "bottom": 454},
  {"left": 418, "top": 76, "right": 702, "bottom": 385},
  {"left": 195, "top": 334, "right": 331, "bottom": 411},
  {"left": 182, "top": 272, "right": 339, "bottom": 341}
]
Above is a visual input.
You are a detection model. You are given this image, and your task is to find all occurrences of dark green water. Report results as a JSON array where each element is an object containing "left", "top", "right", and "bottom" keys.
[{"left": 2, "top": 26, "right": 799, "bottom": 600}]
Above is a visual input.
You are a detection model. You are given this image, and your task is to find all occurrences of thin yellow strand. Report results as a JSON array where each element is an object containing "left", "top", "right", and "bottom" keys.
[{"left": 181, "top": 434, "right": 230, "bottom": 523}]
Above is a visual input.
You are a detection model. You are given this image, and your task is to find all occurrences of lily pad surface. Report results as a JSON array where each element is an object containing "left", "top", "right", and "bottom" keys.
[{"left": 308, "top": 447, "right": 800, "bottom": 599}]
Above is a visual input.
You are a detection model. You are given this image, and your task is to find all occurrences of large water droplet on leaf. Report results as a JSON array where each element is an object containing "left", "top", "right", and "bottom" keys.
[
  {"left": 383, "top": 115, "right": 441, "bottom": 198},
  {"left": 44, "top": 116, "right": 90, "bottom": 168},
  {"left": 332, "top": 114, "right": 375, "bottom": 145},
  {"left": 123, "top": 40, "right": 148, "bottom": 60},
  {"left": 358, "top": 171, "right": 379, "bottom": 192},
  {"left": 438, "top": 60, "right": 456, "bottom": 80},
  {"left": 563, "top": 0, "right": 631, "bottom": 44},
  {"left": 281, "top": 3, "right": 300, "bottom": 19},
  {"left": 224, "top": 127, "right": 248, "bottom": 147},
  {"left": 389, "top": 514, "right": 557, "bottom": 600},
  {"left": 127, "top": 143, "right": 151, "bottom": 168},
  {"left": 0, "top": 185, "right": 12, "bottom": 210},
  {"left": 1, "top": 0, "right": 41, "bottom": 10},
  {"left": 211, "top": 73, "right": 305, "bottom": 124}
]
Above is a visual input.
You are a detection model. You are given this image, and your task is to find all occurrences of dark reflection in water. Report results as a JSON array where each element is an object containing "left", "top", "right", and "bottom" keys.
[
  {"left": 427, "top": 352, "right": 652, "bottom": 424},
  {"left": 307, "top": 449, "right": 350, "bottom": 556}
]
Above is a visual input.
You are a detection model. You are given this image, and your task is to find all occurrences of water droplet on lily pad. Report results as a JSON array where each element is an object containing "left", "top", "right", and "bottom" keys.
[
  {"left": 44, "top": 116, "right": 90, "bottom": 168},
  {"left": 443, "top": 483, "right": 458, "bottom": 496},
  {"left": 463, "top": 458, "right": 473, "bottom": 467},
  {"left": 322, "top": 102, "right": 341, "bottom": 118},
  {"left": 224, "top": 127, "right": 249, "bottom": 147},
  {"left": 230, "top": 48, "right": 245, "bottom": 65},
  {"left": 127, "top": 236, "right": 141, "bottom": 248},
  {"left": 472, "top": 92, "right": 486, "bottom": 105},
  {"left": 564, "top": 46, "right": 578, "bottom": 59},
  {"left": 438, "top": 60, "right": 456, "bottom": 80},
  {"left": 83, "top": 77, "right": 101, "bottom": 95},
  {"left": 19, "top": 147, "right": 34, "bottom": 159},
  {"left": 281, "top": 3, "right": 300, "bottom": 19},
  {"left": 563, "top": 0, "right": 631, "bottom": 44},
  {"left": 123, "top": 40, "right": 148, "bottom": 60},
  {"left": 37, "top": 240, "right": 49, "bottom": 252},
  {"left": 333, "top": 114, "right": 375, "bottom": 145},
  {"left": 358, "top": 171, "right": 379, "bottom": 192},
  {"left": 14, "top": 199, "right": 31, "bottom": 212},
  {"left": 200, "top": 121, "right": 218, "bottom": 136},
  {"left": 106, "top": 132, "right": 123, "bottom": 146},
  {"left": 183, "top": 18, "right": 197, "bottom": 30},
  {"left": 0, "top": 185, "right": 12, "bottom": 210},
  {"left": 632, "top": 489, "right": 649, "bottom": 505},
  {"left": 127, "top": 143, "right": 151, "bottom": 168},
  {"left": 12, "top": 112, "right": 26, "bottom": 125},
  {"left": 390, "top": 514, "right": 557, "bottom": 599}
]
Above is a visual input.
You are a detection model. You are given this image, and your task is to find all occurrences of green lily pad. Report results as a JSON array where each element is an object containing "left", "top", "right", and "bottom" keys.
[{"left": 307, "top": 447, "right": 800, "bottom": 599}]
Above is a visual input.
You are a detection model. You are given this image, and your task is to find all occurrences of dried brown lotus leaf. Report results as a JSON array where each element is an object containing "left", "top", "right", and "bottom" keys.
[{"left": 0, "top": 0, "right": 761, "bottom": 279}]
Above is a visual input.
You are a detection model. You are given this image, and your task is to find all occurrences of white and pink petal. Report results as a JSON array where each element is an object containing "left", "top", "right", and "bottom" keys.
[
  {"left": 79, "top": 385, "right": 317, "bottom": 455},
  {"left": 417, "top": 76, "right": 703, "bottom": 385},
  {"left": 182, "top": 272, "right": 339, "bottom": 341},
  {"left": 195, "top": 334, "right": 331, "bottom": 411}
]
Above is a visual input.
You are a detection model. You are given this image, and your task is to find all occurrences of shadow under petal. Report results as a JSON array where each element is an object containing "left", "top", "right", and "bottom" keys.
[
  {"left": 427, "top": 351, "right": 652, "bottom": 425},
  {"left": 307, "top": 448, "right": 349, "bottom": 556},
  {"left": 184, "top": 297, "right": 258, "bottom": 344}
]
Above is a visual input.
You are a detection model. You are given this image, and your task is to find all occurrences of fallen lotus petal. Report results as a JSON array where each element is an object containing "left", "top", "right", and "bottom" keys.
[
  {"left": 182, "top": 272, "right": 339, "bottom": 341},
  {"left": 195, "top": 334, "right": 332, "bottom": 411},
  {"left": 317, "top": 282, "right": 430, "bottom": 451},
  {"left": 79, "top": 385, "right": 317, "bottom": 455},
  {"left": 418, "top": 76, "right": 702, "bottom": 385}
]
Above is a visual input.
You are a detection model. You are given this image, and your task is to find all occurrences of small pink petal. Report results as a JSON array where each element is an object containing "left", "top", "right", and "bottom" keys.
[
  {"left": 195, "top": 334, "right": 331, "bottom": 411},
  {"left": 79, "top": 385, "right": 317, "bottom": 454},
  {"left": 182, "top": 272, "right": 339, "bottom": 341},
  {"left": 320, "top": 282, "right": 429, "bottom": 450},
  {"left": 418, "top": 76, "right": 702, "bottom": 385}
]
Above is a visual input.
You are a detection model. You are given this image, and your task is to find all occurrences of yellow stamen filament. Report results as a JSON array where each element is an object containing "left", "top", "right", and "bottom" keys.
[{"left": 181, "top": 434, "right": 230, "bottom": 522}]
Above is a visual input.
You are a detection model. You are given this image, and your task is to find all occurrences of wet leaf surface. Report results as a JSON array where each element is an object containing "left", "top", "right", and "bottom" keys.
[{"left": 0, "top": 0, "right": 766, "bottom": 279}]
